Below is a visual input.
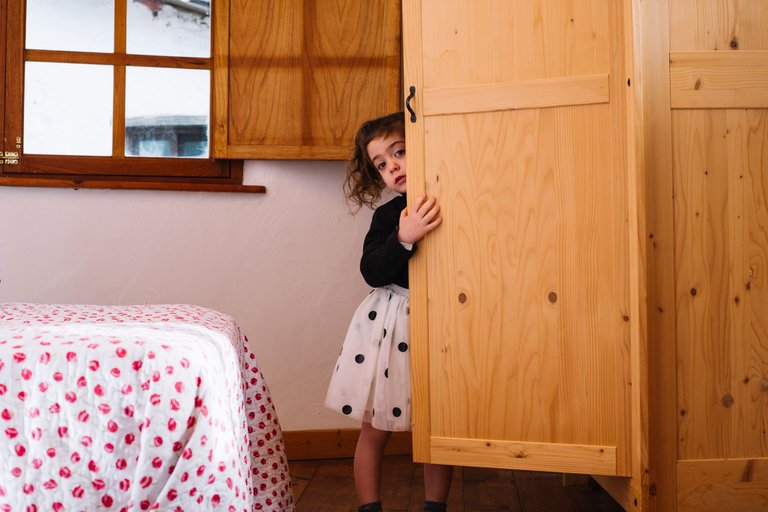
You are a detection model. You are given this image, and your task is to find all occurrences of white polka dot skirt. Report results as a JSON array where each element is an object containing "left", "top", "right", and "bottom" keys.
[{"left": 325, "top": 284, "right": 411, "bottom": 432}]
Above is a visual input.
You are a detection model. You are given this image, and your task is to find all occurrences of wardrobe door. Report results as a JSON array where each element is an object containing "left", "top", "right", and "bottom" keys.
[
  {"left": 666, "top": 2, "right": 768, "bottom": 510},
  {"left": 404, "top": 0, "right": 640, "bottom": 477}
]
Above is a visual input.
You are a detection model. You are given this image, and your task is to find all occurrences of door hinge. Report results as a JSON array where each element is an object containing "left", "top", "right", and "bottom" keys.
[{"left": 3, "top": 152, "right": 19, "bottom": 165}]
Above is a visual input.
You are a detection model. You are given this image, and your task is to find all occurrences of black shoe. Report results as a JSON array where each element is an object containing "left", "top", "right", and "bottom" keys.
[
  {"left": 423, "top": 501, "right": 447, "bottom": 512},
  {"left": 358, "top": 501, "right": 383, "bottom": 512}
]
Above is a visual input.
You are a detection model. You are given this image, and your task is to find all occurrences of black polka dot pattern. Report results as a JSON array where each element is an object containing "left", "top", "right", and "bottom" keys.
[{"left": 325, "top": 285, "right": 412, "bottom": 431}]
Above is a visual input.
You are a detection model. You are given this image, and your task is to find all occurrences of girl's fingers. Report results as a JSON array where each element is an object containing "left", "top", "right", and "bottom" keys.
[
  {"left": 421, "top": 203, "right": 440, "bottom": 222},
  {"left": 412, "top": 194, "right": 427, "bottom": 211},
  {"left": 425, "top": 215, "right": 442, "bottom": 231},
  {"left": 416, "top": 196, "right": 438, "bottom": 216}
]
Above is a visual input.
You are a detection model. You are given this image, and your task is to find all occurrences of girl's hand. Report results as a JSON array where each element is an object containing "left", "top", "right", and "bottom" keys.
[{"left": 398, "top": 195, "right": 442, "bottom": 244}]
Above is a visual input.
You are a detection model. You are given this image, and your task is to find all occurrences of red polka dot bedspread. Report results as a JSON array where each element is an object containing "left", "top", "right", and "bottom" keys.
[{"left": 0, "top": 303, "right": 294, "bottom": 512}]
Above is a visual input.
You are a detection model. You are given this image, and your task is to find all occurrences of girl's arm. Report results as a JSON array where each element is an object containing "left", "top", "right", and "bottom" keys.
[
  {"left": 359, "top": 195, "right": 442, "bottom": 288},
  {"left": 360, "top": 197, "right": 413, "bottom": 288}
]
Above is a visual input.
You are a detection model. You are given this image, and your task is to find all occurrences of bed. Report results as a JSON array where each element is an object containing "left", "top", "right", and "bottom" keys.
[{"left": 0, "top": 303, "right": 294, "bottom": 511}]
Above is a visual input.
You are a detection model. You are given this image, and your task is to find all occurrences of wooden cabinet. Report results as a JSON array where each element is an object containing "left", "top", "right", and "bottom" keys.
[
  {"left": 645, "top": 2, "right": 768, "bottom": 512},
  {"left": 214, "top": 0, "right": 402, "bottom": 160},
  {"left": 404, "top": 0, "right": 640, "bottom": 480},
  {"left": 404, "top": 1, "right": 768, "bottom": 511}
]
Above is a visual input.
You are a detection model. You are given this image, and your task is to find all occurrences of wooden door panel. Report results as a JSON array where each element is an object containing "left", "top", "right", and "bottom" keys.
[
  {"left": 422, "top": 74, "right": 609, "bottom": 116},
  {"left": 674, "top": 109, "right": 768, "bottom": 462},
  {"left": 430, "top": 436, "right": 617, "bottom": 475},
  {"left": 405, "top": 0, "right": 636, "bottom": 477},
  {"left": 420, "top": 0, "right": 610, "bottom": 85},
  {"left": 670, "top": 51, "right": 768, "bottom": 109},
  {"left": 670, "top": 0, "right": 768, "bottom": 468},
  {"left": 221, "top": 0, "right": 401, "bottom": 159},
  {"left": 424, "top": 106, "right": 630, "bottom": 474}
]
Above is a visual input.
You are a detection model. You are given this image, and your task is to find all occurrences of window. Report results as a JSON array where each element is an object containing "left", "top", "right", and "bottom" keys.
[
  {"left": 1, "top": 0, "right": 402, "bottom": 191},
  {"left": 1, "top": 0, "right": 254, "bottom": 192}
]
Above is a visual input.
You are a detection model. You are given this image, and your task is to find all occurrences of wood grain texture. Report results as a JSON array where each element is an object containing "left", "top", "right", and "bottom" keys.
[
  {"left": 402, "top": 0, "right": 431, "bottom": 465},
  {"left": 282, "top": 429, "right": 412, "bottom": 461},
  {"left": 674, "top": 108, "right": 768, "bottom": 461},
  {"left": 670, "top": 5, "right": 768, "bottom": 468},
  {"left": 5, "top": 154, "right": 231, "bottom": 178},
  {"left": 422, "top": 74, "right": 609, "bottom": 116},
  {"left": 223, "top": 144, "right": 354, "bottom": 161},
  {"left": 425, "top": 108, "right": 630, "bottom": 449},
  {"left": 419, "top": 0, "right": 610, "bottom": 87},
  {"left": 430, "top": 436, "right": 616, "bottom": 475},
  {"left": 640, "top": 0, "right": 679, "bottom": 510},
  {"left": 212, "top": 0, "right": 229, "bottom": 158},
  {"left": 669, "top": 1, "right": 768, "bottom": 51},
  {"left": 670, "top": 51, "right": 768, "bottom": 109},
  {"left": 677, "top": 458, "right": 768, "bottom": 512},
  {"left": 4, "top": 0, "right": 23, "bottom": 160},
  {"left": 406, "top": 0, "right": 636, "bottom": 479},
  {"left": 0, "top": 175, "right": 261, "bottom": 193},
  {"left": 224, "top": 0, "right": 401, "bottom": 159},
  {"left": 640, "top": 3, "right": 768, "bottom": 509},
  {"left": 113, "top": 0, "right": 126, "bottom": 158},
  {"left": 617, "top": 0, "right": 648, "bottom": 506},
  {"left": 23, "top": 49, "right": 210, "bottom": 68},
  {"left": 0, "top": 0, "right": 6, "bottom": 170}
]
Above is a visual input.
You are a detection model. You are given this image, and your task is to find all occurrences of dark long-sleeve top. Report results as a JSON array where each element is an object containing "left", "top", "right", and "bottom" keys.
[{"left": 360, "top": 195, "right": 415, "bottom": 289}]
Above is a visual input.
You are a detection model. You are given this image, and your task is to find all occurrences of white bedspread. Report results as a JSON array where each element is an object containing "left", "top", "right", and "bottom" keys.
[{"left": 0, "top": 303, "right": 294, "bottom": 511}]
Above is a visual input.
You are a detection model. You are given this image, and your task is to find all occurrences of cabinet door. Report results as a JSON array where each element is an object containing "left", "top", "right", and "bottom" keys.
[
  {"left": 404, "top": 0, "right": 639, "bottom": 477},
  {"left": 215, "top": 0, "right": 401, "bottom": 160}
]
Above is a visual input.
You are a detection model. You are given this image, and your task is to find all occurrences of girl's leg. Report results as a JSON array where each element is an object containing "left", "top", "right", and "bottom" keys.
[
  {"left": 423, "top": 463, "right": 453, "bottom": 509},
  {"left": 354, "top": 421, "right": 392, "bottom": 506}
]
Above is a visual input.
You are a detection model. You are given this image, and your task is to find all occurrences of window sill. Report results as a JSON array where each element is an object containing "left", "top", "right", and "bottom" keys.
[{"left": 0, "top": 176, "right": 266, "bottom": 193}]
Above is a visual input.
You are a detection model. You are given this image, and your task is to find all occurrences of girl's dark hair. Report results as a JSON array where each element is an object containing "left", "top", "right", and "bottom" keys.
[{"left": 344, "top": 111, "right": 405, "bottom": 211}]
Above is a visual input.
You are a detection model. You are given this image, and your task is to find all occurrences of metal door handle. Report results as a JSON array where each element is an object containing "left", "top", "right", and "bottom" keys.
[{"left": 406, "top": 86, "right": 417, "bottom": 122}]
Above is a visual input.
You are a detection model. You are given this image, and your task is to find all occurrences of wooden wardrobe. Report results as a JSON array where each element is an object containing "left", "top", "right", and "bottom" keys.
[{"left": 402, "top": 1, "right": 768, "bottom": 511}]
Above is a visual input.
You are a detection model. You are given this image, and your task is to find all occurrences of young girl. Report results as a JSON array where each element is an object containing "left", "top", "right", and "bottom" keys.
[{"left": 325, "top": 112, "right": 453, "bottom": 512}]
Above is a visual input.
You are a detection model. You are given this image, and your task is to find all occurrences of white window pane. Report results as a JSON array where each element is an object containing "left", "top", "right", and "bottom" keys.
[
  {"left": 25, "top": 0, "right": 114, "bottom": 53},
  {"left": 125, "top": 67, "right": 210, "bottom": 158},
  {"left": 24, "top": 62, "right": 113, "bottom": 156},
  {"left": 127, "top": 0, "right": 210, "bottom": 57}
]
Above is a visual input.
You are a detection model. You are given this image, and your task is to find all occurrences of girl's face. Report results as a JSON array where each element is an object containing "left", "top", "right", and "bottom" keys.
[{"left": 367, "top": 133, "right": 407, "bottom": 195}]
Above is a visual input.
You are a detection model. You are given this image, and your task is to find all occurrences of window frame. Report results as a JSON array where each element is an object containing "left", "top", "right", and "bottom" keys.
[
  {"left": 1, "top": 0, "right": 6, "bottom": 171},
  {"left": 0, "top": 0, "right": 260, "bottom": 193}
]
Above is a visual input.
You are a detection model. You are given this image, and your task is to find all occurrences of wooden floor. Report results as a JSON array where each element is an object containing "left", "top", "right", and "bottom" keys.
[{"left": 289, "top": 455, "right": 625, "bottom": 512}]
